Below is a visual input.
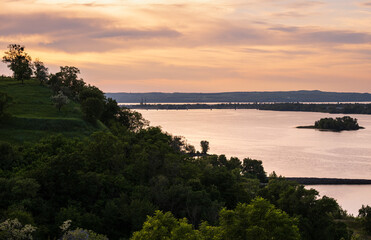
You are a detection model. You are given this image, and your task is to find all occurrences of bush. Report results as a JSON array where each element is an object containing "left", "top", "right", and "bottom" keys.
[
  {"left": 359, "top": 205, "right": 371, "bottom": 234},
  {"left": 81, "top": 98, "right": 104, "bottom": 123}
]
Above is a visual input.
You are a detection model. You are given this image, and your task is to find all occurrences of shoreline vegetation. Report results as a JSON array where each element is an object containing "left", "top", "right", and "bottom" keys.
[
  {"left": 286, "top": 177, "right": 371, "bottom": 185},
  {"left": 122, "top": 102, "right": 371, "bottom": 115},
  {"left": 297, "top": 116, "right": 363, "bottom": 131}
]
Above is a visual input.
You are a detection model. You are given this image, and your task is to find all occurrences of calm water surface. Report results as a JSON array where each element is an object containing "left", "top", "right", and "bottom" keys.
[{"left": 138, "top": 109, "right": 371, "bottom": 215}]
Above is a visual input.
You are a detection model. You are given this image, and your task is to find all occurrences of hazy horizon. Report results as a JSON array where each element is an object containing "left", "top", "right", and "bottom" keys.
[{"left": 105, "top": 90, "right": 371, "bottom": 94}]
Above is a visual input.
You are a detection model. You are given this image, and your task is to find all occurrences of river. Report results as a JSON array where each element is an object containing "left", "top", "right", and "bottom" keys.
[{"left": 138, "top": 109, "right": 371, "bottom": 216}]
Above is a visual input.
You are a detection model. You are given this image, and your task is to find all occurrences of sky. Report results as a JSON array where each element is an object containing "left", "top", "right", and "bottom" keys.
[{"left": 0, "top": 0, "right": 371, "bottom": 93}]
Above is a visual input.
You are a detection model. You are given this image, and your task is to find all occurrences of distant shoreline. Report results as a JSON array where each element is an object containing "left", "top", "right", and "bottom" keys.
[
  {"left": 121, "top": 102, "right": 371, "bottom": 115},
  {"left": 286, "top": 177, "right": 371, "bottom": 185},
  {"left": 106, "top": 90, "right": 371, "bottom": 103}
]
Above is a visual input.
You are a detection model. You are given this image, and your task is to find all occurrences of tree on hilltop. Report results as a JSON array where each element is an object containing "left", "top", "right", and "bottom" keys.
[
  {"left": 49, "top": 66, "right": 85, "bottom": 99},
  {"left": 33, "top": 59, "right": 49, "bottom": 85},
  {"left": 200, "top": 140, "right": 209, "bottom": 155},
  {"left": 2, "top": 44, "right": 33, "bottom": 84}
]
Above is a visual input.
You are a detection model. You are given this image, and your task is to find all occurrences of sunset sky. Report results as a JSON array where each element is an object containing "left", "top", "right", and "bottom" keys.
[{"left": 1, "top": 0, "right": 371, "bottom": 92}]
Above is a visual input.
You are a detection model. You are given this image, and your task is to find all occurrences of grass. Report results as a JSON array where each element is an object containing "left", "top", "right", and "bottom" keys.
[
  {"left": 0, "top": 77, "right": 107, "bottom": 144},
  {"left": 340, "top": 218, "right": 371, "bottom": 240},
  {"left": 1, "top": 77, "right": 81, "bottom": 118}
]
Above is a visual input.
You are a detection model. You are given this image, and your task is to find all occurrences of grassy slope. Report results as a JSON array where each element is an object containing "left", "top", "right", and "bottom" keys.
[
  {"left": 339, "top": 219, "right": 371, "bottom": 240},
  {"left": 0, "top": 77, "right": 106, "bottom": 143}
]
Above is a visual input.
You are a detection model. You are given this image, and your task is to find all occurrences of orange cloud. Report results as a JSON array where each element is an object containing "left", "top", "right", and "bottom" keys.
[{"left": 1, "top": 0, "right": 371, "bottom": 93}]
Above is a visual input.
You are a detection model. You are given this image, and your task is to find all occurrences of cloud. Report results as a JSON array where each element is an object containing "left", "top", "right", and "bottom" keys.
[
  {"left": 1, "top": 11, "right": 370, "bottom": 54},
  {"left": 360, "top": 2, "right": 371, "bottom": 6},
  {"left": 0, "top": 13, "right": 182, "bottom": 52},
  {"left": 269, "top": 26, "right": 299, "bottom": 32},
  {"left": 1, "top": 0, "right": 371, "bottom": 93},
  {"left": 287, "top": 1, "right": 324, "bottom": 8},
  {"left": 92, "top": 28, "right": 182, "bottom": 39},
  {"left": 0, "top": 14, "right": 100, "bottom": 35},
  {"left": 301, "top": 30, "right": 371, "bottom": 44},
  {"left": 242, "top": 48, "right": 316, "bottom": 56},
  {"left": 271, "top": 11, "right": 309, "bottom": 18},
  {"left": 207, "top": 22, "right": 371, "bottom": 46}
]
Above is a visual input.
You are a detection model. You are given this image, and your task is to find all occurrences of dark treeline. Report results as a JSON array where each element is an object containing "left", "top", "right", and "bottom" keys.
[
  {"left": 124, "top": 102, "right": 371, "bottom": 114},
  {"left": 1, "top": 44, "right": 371, "bottom": 239},
  {"left": 106, "top": 91, "right": 371, "bottom": 103},
  {"left": 314, "top": 116, "right": 362, "bottom": 131},
  {"left": 286, "top": 177, "right": 371, "bottom": 185}
]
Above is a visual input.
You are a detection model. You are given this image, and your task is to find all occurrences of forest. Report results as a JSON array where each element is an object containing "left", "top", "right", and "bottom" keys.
[{"left": 1, "top": 44, "right": 371, "bottom": 239}]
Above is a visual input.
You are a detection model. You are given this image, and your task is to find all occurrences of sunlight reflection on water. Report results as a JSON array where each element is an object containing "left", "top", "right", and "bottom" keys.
[{"left": 138, "top": 109, "right": 371, "bottom": 215}]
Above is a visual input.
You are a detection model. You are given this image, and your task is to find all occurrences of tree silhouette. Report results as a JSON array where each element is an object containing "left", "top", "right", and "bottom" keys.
[
  {"left": 33, "top": 59, "right": 49, "bottom": 85},
  {"left": 2, "top": 44, "right": 33, "bottom": 84},
  {"left": 200, "top": 140, "right": 209, "bottom": 155}
]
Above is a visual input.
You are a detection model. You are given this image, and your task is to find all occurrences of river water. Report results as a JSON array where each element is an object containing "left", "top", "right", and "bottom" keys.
[{"left": 138, "top": 109, "right": 371, "bottom": 215}]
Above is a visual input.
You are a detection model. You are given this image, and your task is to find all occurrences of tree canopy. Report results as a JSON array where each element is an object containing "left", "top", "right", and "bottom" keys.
[
  {"left": 314, "top": 116, "right": 362, "bottom": 131},
  {"left": 33, "top": 59, "right": 49, "bottom": 85},
  {"left": 2, "top": 44, "right": 33, "bottom": 84}
]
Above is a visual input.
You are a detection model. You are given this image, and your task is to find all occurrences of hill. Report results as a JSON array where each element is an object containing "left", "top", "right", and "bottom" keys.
[
  {"left": 0, "top": 79, "right": 368, "bottom": 240},
  {"left": 0, "top": 77, "right": 106, "bottom": 143},
  {"left": 106, "top": 90, "right": 371, "bottom": 103}
]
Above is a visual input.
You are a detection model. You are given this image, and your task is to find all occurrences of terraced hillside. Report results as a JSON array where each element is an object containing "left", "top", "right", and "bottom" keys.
[{"left": 0, "top": 77, "right": 106, "bottom": 143}]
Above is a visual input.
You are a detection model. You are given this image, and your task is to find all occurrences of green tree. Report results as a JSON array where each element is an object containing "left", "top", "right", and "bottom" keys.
[
  {"left": 259, "top": 177, "right": 351, "bottom": 240},
  {"left": 200, "top": 140, "right": 209, "bottom": 155},
  {"left": 79, "top": 86, "right": 105, "bottom": 102},
  {"left": 218, "top": 197, "right": 300, "bottom": 240},
  {"left": 131, "top": 211, "right": 200, "bottom": 240},
  {"left": 116, "top": 107, "right": 149, "bottom": 132},
  {"left": 100, "top": 98, "right": 121, "bottom": 125},
  {"left": 242, "top": 158, "right": 267, "bottom": 183},
  {"left": 51, "top": 91, "right": 69, "bottom": 112},
  {"left": 59, "top": 220, "right": 108, "bottom": 240},
  {"left": 359, "top": 205, "right": 371, "bottom": 234},
  {"left": 33, "top": 59, "right": 48, "bottom": 85},
  {"left": 0, "top": 218, "right": 36, "bottom": 240},
  {"left": 57, "top": 66, "right": 85, "bottom": 97},
  {"left": 133, "top": 199, "right": 300, "bottom": 240},
  {"left": 2, "top": 44, "right": 33, "bottom": 84},
  {"left": 81, "top": 97, "right": 104, "bottom": 122},
  {"left": 49, "top": 66, "right": 86, "bottom": 98}
]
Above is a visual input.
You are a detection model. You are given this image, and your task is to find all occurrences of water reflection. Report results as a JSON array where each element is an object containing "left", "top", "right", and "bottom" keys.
[
  {"left": 139, "top": 109, "right": 371, "bottom": 178},
  {"left": 307, "top": 185, "right": 371, "bottom": 216},
  {"left": 138, "top": 109, "right": 371, "bottom": 215}
]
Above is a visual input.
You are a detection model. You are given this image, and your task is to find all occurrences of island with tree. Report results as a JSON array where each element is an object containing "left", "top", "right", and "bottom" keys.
[{"left": 297, "top": 116, "right": 364, "bottom": 131}]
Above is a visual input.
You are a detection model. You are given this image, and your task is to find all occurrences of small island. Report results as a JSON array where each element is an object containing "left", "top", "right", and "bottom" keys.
[{"left": 297, "top": 116, "right": 364, "bottom": 131}]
